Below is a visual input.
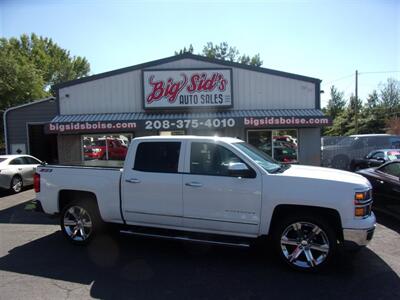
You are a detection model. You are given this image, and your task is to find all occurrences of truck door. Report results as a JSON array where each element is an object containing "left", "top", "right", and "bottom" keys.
[
  {"left": 121, "top": 141, "right": 184, "bottom": 227},
  {"left": 182, "top": 141, "right": 262, "bottom": 235}
]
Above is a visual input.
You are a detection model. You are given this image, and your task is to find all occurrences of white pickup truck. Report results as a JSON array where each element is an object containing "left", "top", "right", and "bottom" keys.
[{"left": 35, "top": 136, "right": 376, "bottom": 271}]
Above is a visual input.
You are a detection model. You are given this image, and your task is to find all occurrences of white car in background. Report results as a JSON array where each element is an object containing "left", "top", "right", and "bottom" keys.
[{"left": 0, "top": 155, "right": 42, "bottom": 193}]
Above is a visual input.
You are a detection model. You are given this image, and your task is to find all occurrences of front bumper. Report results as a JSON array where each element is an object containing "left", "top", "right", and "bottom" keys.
[{"left": 343, "top": 225, "right": 376, "bottom": 246}]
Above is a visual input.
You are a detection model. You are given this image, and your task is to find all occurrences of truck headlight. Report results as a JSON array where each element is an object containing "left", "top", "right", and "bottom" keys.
[
  {"left": 354, "top": 190, "right": 372, "bottom": 218},
  {"left": 354, "top": 190, "right": 371, "bottom": 204}
]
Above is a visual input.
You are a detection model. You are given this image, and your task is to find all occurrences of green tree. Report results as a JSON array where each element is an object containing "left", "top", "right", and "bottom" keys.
[
  {"left": 0, "top": 33, "right": 90, "bottom": 98},
  {"left": 358, "top": 91, "right": 386, "bottom": 134},
  {"left": 202, "top": 42, "right": 239, "bottom": 62},
  {"left": 174, "top": 42, "right": 263, "bottom": 66},
  {"left": 324, "top": 94, "right": 362, "bottom": 136},
  {"left": 202, "top": 42, "right": 262, "bottom": 66},
  {"left": 325, "top": 86, "right": 346, "bottom": 119},
  {"left": 174, "top": 44, "right": 194, "bottom": 55},
  {"left": 366, "top": 90, "right": 379, "bottom": 108},
  {"left": 0, "top": 33, "right": 90, "bottom": 148},
  {"left": 324, "top": 111, "right": 348, "bottom": 136},
  {"left": 380, "top": 78, "right": 400, "bottom": 114},
  {"left": 322, "top": 86, "right": 346, "bottom": 135},
  {"left": 0, "top": 51, "right": 46, "bottom": 110}
]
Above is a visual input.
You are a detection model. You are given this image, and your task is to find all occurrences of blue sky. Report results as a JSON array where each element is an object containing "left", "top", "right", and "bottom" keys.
[{"left": 1, "top": 0, "right": 399, "bottom": 107}]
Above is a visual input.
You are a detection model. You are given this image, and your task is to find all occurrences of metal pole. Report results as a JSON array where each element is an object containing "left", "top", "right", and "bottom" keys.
[{"left": 355, "top": 70, "right": 358, "bottom": 134}]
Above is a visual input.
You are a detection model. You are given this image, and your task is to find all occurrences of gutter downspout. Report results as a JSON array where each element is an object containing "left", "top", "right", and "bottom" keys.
[{"left": 3, "top": 109, "right": 9, "bottom": 154}]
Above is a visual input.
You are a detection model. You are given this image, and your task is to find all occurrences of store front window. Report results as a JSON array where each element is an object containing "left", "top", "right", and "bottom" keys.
[
  {"left": 247, "top": 129, "right": 298, "bottom": 163},
  {"left": 82, "top": 134, "right": 133, "bottom": 166}
]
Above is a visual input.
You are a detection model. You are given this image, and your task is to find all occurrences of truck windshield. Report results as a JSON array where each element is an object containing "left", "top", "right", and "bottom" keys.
[{"left": 234, "top": 142, "right": 287, "bottom": 173}]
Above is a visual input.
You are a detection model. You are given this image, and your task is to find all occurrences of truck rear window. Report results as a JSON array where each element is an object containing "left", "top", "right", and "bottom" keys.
[{"left": 134, "top": 142, "right": 181, "bottom": 173}]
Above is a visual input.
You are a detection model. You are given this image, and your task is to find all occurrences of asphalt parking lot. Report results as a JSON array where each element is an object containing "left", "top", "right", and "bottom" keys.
[{"left": 0, "top": 190, "right": 399, "bottom": 300}]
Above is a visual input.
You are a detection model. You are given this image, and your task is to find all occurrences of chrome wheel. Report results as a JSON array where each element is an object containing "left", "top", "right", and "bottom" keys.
[
  {"left": 11, "top": 177, "right": 22, "bottom": 193},
  {"left": 280, "top": 222, "right": 330, "bottom": 269},
  {"left": 63, "top": 206, "right": 93, "bottom": 242}
]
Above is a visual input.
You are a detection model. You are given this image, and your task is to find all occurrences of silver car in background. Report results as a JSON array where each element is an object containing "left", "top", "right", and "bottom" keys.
[{"left": 0, "top": 155, "right": 42, "bottom": 193}]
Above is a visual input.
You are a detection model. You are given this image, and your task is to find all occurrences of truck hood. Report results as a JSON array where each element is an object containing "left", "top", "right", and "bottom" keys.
[{"left": 280, "top": 164, "right": 371, "bottom": 188}]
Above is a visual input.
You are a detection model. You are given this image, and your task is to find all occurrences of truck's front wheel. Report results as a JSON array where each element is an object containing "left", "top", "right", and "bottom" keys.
[
  {"left": 61, "top": 201, "right": 100, "bottom": 245},
  {"left": 273, "top": 215, "right": 337, "bottom": 272}
]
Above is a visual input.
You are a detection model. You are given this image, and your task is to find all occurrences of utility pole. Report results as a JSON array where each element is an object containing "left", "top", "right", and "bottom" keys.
[{"left": 355, "top": 70, "right": 358, "bottom": 134}]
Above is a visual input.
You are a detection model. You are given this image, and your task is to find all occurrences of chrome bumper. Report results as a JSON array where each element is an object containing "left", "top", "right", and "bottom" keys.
[{"left": 343, "top": 225, "right": 376, "bottom": 246}]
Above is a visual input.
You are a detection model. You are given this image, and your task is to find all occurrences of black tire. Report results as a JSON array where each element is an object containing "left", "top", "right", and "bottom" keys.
[
  {"left": 272, "top": 214, "right": 337, "bottom": 272},
  {"left": 60, "top": 200, "right": 102, "bottom": 245},
  {"left": 10, "top": 175, "right": 23, "bottom": 194},
  {"left": 332, "top": 155, "right": 349, "bottom": 170}
]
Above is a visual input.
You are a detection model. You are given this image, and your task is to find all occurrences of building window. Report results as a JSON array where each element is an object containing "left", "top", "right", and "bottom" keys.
[
  {"left": 82, "top": 134, "right": 133, "bottom": 166},
  {"left": 247, "top": 129, "right": 298, "bottom": 163}
]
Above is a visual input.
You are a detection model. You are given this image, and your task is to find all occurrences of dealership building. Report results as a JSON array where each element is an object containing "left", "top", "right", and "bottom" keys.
[{"left": 4, "top": 53, "right": 330, "bottom": 165}]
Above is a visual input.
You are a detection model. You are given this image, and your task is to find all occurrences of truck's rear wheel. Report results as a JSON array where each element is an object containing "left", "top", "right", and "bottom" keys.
[
  {"left": 273, "top": 215, "right": 337, "bottom": 272},
  {"left": 61, "top": 201, "right": 101, "bottom": 245}
]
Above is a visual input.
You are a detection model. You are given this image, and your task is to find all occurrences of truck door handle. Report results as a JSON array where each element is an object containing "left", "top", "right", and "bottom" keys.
[
  {"left": 125, "top": 178, "right": 141, "bottom": 184},
  {"left": 18, "top": 168, "right": 22, "bottom": 171},
  {"left": 185, "top": 182, "right": 203, "bottom": 188}
]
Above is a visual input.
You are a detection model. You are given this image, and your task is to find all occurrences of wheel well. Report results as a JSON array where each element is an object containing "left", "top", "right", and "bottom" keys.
[
  {"left": 10, "top": 174, "right": 23, "bottom": 185},
  {"left": 269, "top": 205, "right": 344, "bottom": 242},
  {"left": 58, "top": 190, "right": 98, "bottom": 213}
]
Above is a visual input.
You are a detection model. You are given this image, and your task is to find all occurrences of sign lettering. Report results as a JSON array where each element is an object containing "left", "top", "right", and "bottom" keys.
[{"left": 143, "top": 69, "right": 232, "bottom": 109}]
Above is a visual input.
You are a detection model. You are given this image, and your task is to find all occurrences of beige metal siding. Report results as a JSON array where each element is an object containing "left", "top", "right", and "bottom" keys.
[
  {"left": 59, "top": 58, "right": 316, "bottom": 115},
  {"left": 233, "top": 69, "right": 315, "bottom": 110}
]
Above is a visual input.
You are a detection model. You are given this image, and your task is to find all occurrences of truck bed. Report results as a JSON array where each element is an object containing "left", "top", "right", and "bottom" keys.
[{"left": 36, "top": 164, "right": 124, "bottom": 223}]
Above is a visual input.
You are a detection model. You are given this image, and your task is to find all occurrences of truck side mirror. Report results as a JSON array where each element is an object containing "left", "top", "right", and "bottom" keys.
[{"left": 228, "top": 162, "right": 255, "bottom": 178}]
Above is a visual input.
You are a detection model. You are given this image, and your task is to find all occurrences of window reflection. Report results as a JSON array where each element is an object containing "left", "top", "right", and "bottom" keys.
[
  {"left": 82, "top": 134, "right": 133, "bottom": 166},
  {"left": 247, "top": 130, "right": 298, "bottom": 163}
]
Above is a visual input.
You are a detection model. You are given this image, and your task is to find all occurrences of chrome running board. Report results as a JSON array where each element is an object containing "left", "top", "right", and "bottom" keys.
[{"left": 120, "top": 230, "right": 251, "bottom": 248}]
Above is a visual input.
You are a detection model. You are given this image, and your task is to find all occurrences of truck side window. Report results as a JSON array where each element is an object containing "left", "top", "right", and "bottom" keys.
[
  {"left": 134, "top": 142, "right": 181, "bottom": 173},
  {"left": 190, "top": 142, "right": 243, "bottom": 176},
  {"left": 371, "top": 152, "right": 384, "bottom": 159}
]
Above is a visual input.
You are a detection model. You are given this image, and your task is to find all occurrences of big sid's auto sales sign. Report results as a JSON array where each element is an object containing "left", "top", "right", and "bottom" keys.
[{"left": 143, "top": 69, "right": 233, "bottom": 109}]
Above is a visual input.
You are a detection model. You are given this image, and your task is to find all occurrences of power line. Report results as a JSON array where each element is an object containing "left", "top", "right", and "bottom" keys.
[
  {"left": 324, "top": 73, "right": 354, "bottom": 85},
  {"left": 324, "top": 70, "right": 400, "bottom": 86},
  {"left": 359, "top": 70, "right": 400, "bottom": 75}
]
